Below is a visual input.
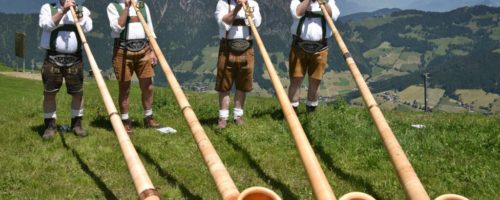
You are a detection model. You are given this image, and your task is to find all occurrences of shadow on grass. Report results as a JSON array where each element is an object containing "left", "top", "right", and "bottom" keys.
[
  {"left": 302, "top": 115, "right": 383, "bottom": 200},
  {"left": 90, "top": 115, "right": 113, "bottom": 131},
  {"left": 198, "top": 116, "right": 218, "bottom": 126},
  {"left": 90, "top": 115, "right": 142, "bottom": 131},
  {"left": 136, "top": 147, "right": 202, "bottom": 200},
  {"left": 250, "top": 108, "right": 286, "bottom": 121},
  {"left": 59, "top": 133, "right": 118, "bottom": 200},
  {"left": 31, "top": 124, "right": 45, "bottom": 138},
  {"left": 225, "top": 136, "right": 299, "bottom": 200}
]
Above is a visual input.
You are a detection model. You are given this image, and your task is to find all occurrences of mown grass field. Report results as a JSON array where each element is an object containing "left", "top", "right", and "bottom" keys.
[{"left": 0, "top": 74, "right": 499, "bottom": 199}]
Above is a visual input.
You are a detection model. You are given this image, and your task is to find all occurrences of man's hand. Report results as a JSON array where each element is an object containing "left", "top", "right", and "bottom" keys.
[
  {"left": 150, "top": 51, "right": 158, "bottom": 66},
  {"left": 236, "top": 0, "right": 247, "bottom": 5},
  {"left": 62, "top": 0, "right": 76, "bottom": 14},
  {"left": 124, "top": 0, "right": 132, "bottom": 8}
]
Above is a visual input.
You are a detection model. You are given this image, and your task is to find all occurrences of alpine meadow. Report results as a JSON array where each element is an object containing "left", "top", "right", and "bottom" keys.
[{"left": 0, "top": 0, "right": 499, "bottom": 200}]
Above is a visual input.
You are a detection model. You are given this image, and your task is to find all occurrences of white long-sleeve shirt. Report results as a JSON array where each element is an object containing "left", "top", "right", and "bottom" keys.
[
  {"left": 290, "top": 0, "right": 340, "bottom": 41},
  {"left": 107, "top": 1, "right": 156, "bottom": 40},
  {"left": 39, "top": 4, "right": 93, "bottom": 54},
  {"left": 215, "top": 0, "right": 261, "bottom": 40}
]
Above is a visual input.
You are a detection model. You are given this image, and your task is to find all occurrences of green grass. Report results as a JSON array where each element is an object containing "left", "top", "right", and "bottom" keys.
[
  {"left": 430, "top": 37, "right": 474, "bottom": 56},
  {"left": 489, "top": 26, "right": 500, "bottom": 41},
  {"left": 0, "top": 63, "right": 13, "bottom": 71},
  {"left": 0, "top": 75, "right": 499, "bottom": 199}
]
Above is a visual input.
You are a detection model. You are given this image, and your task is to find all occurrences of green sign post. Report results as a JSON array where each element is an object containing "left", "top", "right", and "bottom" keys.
[{"left": 15, "top": 32, "right": 26, "bottom": 72}]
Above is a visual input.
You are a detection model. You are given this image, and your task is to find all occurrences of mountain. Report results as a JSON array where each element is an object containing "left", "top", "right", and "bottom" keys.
[
  {"left": 0, "top": 0, "right": 87, "bottom": 14},
  {"left": 338, "top": 0, "right": 500, "bottom": 15},
  {"left": 407, "top": 0, "right": 500, "bottom": 12},
  {"left": 339, "top": 8, "right": 402, "bottom": 22}
]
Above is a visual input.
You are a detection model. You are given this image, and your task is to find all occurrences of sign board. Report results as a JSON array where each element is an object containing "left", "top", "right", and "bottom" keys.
[{"left": 15, "top": 32, "right": 26, "bottom": 58}]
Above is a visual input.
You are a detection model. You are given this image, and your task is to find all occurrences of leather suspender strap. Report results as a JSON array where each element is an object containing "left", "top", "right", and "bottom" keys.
[
  {"left": 113, "top": 1, "right": 148, "bottom": 40},
  {"left": 296, "top": 11, "right": 326, "bottom": 40},
  {"left": 225, "top": 0, "right": 251, "bottom": 39},
  {"left": 49, "top": 4, "right": 82, "bottom": 52}
]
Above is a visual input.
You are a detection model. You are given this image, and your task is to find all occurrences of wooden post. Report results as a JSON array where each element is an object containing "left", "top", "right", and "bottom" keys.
[
  {"left": 69, "top": 7, "right": 160, "bottom": 200},
  {"left": 129, "top": 1, "right": 280, "bottom": 200}
]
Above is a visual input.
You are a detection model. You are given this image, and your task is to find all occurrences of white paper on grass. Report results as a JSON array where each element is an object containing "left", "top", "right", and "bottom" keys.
[
  {"left": 411, "top": 124, "right": 426, "bottom": 129},
  {"left": 156, "top": 127, "right": 177, "bottom": 134}
]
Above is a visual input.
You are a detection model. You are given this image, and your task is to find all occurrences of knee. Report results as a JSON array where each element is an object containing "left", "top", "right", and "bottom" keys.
[{"left": 44, "top": 92, "right": 57, "bottom": 100}]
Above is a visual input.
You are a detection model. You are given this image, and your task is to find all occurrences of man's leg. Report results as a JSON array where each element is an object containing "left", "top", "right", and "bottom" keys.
[
  {"left": 118, "top": 81, "right": 133, "bottom": 132},
  {"left": 306, "top": 78, "right": 321, "bottom": 112},
  {"left": 218, "top": 91, "right": 230, "bottom": 128},
  {"left": 70, "top": 94, "right": 86, "bottom": 136},
  {"left": 43, "top": 92, "right": 58, "bottom": 139},
  {"left": 43, "top": 92, "right": 57, "bottom": 115},
  {"left": 41, "top": 60, "right": 62, "bottom": 139},
  {"left": 233, "top": 90, "right": 246, "bottom": 125},
  {"left": 288, "top": 77, "right": 304, "bottom": 112},
  {"left": 139, "top": 78, "right": 160, "bottom": 128}
]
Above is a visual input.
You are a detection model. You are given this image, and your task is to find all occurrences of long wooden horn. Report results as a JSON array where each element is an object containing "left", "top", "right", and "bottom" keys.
[
  {"left": 129, "top": 1, "right": 280, "bottom": 200},
  {"left": 241, "top": 3, "right": 373, "bottom": 200},
  {"left": 317, "top": 2, "right": 467, "bottom": 200},
  {"left": 69, "top": 6, "right": 160, "bottom": 200}
]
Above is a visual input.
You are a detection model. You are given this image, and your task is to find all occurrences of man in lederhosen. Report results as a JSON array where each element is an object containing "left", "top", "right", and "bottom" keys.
[
  {"left": 214, "top": 0, "right": 261, "bottom": 129},
  {"left": 288, "top": 0, "right": 340, "bottom": 113},
  {"left": 39, "top": 0, "right": 93, "bottom": 139},
  {"left": 107, "top": 0, "right": 159, "bottom": 133}
]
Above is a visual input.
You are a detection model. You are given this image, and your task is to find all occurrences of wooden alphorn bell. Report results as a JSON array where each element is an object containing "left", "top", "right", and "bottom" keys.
[
  {"left": 69, "top": 6, "right": 160, "bottom": 200},
  {"left": 241, "top": 3, "right": 374, "bottom": 200},
  {"left": 316, "top": 1, "right": 467, "bottom": 200},
  {"left": 129, "top": 1, "right": 281, "bottom": 200}
]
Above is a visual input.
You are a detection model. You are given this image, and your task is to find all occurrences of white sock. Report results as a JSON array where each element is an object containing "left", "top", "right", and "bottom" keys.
[
  {"left": 144, "top": 109, "right": 153, "bottom": 117},
  {"left": 121, "top": 113, "right": 129, "bottom": 120},
  {"left": 233, "top": 108, "right": 244, "bottom": 119},
  {"left": 291, "top": 101, "right": 300, "bottom": 108},
  {"left": 219, "top": 109, "right": 229, "bottom": 119},
  {"left": 307, "top": 100, "right": 319, "bottom": 107},
  {"left": 44, "top": 112, "right": 57, "bottom": 119},
  {"left": 71, "top": 109, "right": 84, "bottom": 118}
]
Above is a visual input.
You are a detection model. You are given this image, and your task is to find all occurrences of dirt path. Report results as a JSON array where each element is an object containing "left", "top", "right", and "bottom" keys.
[{"left": 0, "top": 71, "right": 42, "bottom": 80}]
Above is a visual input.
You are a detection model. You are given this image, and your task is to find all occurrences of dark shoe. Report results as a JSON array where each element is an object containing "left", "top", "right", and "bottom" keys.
[
  {"left": 43, "top": 118, "right": 57, "bottom": 139},
  {"left": 306, "top": 105, "right": 317, "bottom": 113},
  {"left": 217, "top": 117, "right": 227, "bottom": 129},
  {"left": 144, "top": 115, "right": 161, "bottom": 128},
  {"left": 71, "top": 116, "right": 87, "bottom": 137},
  {"left": 234, "top": 116, "right": 245, "bottom": 125},
  {"left": 122, "top": 119, "right": 133, "bottom": 134}
]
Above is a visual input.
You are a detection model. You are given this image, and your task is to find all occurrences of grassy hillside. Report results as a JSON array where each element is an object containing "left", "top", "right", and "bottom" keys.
[{"left": 0, "top": 75, "right": 498, "bottom": 199}]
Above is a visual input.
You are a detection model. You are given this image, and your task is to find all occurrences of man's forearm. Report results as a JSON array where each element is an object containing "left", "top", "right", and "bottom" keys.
[
  {"left": 118, "top": 7, "right": 129, "bottom": 28},
  {"left": 222, "top": 5, "right": 242, "bottom": 24},
  {"left": 296, "top": 0, "right": 310, "bottom": 17}
]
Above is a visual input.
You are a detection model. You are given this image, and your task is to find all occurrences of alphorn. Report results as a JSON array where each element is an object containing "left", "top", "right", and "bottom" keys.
[
  {"left": 129, "top": 1, "right": 280, "bottom": 200},
  {"left": 69, "top": 7, "right": 160, "bottom": 200},
  {"left": 241, "top": 3, "right": 374, "bottom": 200},
  {"left": 317, "top": 1, "right": 468, "bottom": 200}
]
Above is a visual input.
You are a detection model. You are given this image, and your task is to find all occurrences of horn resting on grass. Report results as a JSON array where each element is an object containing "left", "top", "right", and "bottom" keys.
[
  {"left": 241, "top": 2, "right": 374, "bottom": 200},
  {"left": 69, "top": 6, "right": 160, "bottom": 200},
  {"left": 129, "top": 1, "right": 280, "bottom": 199},
  {"left": 316, "top": 1, "right": 467, "bottom": 199}
]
